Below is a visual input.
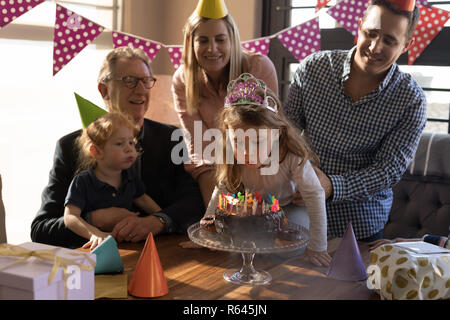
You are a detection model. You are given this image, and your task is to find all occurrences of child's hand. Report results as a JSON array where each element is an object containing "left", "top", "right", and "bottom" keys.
[
  {"left": 291, "top": 191, "right": 305, "bottom": 206},
  {"left": 82, "top": 232, "right": 110, "bottom": 251},
  {"left": 305, "top": 248, "right": 332, "bottom": 267}
]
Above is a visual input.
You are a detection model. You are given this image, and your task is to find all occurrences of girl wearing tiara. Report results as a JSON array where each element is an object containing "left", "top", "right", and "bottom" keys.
[
  {"left": 172, "top": 0, "right": 278, "bottom": 209},
  {"left": 206, "top": 73, "right": 330, "bottom": 267},
  {"left": 64, "top": 112, "right": 162, "bottom": 250}
]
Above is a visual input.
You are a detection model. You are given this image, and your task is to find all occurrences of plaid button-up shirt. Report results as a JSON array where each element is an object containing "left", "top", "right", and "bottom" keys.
[{"left": 284, "top": 47, "right": 427, "bottom": 239}]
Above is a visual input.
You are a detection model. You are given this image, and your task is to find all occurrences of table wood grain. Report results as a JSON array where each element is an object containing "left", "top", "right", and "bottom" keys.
[{"left": 116, "top": 235, "right": 380, "bottom": 300}]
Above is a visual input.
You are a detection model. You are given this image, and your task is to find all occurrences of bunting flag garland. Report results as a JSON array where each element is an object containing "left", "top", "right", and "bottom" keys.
[
  {"left": 408, "top": 5, "right": 450, "bottom": 65},
  {"left": 242, "top": 37, "right": 271, "bottom": 56},
  {"left": 1, "top": 0, "right": 449, "bottom": 75},
  {"left": 53, "top": 4, "right": 104, "bottom": 75},
  {"left": 416, "top": 0, "right": 431, "bottom": 8},
  {"left": 327, "top": 0, "right": 369, "bottom": 37},
  {"left": 112, "top": 31, "right": 162, "bottom": 62},
  {"left": 166, "top": 45, "right": 183, "bottom": 71},
  {"left": 276, "top": 17, "right": 321, "bottom": 62},
  {"left": 0, "top": 0, "right": 44, "bottom": 29},
  {"left": 316, "top": 0, "right": 331, "bottom": 12}
]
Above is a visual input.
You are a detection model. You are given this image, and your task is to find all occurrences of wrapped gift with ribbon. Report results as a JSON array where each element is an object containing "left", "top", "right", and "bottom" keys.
[
  {"left": 0, "top": 242, "right": 96, "bottom": 300},
  {"left": 366, "top": 242, "right": 450, "bottom": 300}
]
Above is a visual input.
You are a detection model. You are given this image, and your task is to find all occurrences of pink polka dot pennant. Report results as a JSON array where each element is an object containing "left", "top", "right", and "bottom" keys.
[
  {"left": 0, "top": 0, "right": 44, "bottom": 29},
  {"left": 276, "top": 17, "right": 321, "bottom": 62},
  {"left": 316, "top": 0, "right": 331, "bottom": 12},
  {"left": 112, "top": 31, "right": 162, "bottom": 63},
  {"left": 408, "top": 5, "right": 450, "bottom": 65},
  {"left": 53, "top": 5, "right": 104, "bottom": 76},
  {"left": 166, "top": 45, "right": 183, "bottom": 71},
  {"left": 242, "top": 37, "right": 271, "bottom": 56},
  {"left": 416, "top": 0, "right": 431, "bottom": 8},
  {"left": 327, "top": 0, "right": 369, "bottom": 37}
]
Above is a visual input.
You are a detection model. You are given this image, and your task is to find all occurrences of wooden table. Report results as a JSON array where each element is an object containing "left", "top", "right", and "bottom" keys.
[{"left": 117, "top": 235, "right": 380, "bottom": 300}]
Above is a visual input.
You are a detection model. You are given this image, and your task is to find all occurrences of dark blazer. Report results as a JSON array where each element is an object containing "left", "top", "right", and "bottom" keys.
[{"left": 31, "top": 118, "right": 204, "bottom": 248}]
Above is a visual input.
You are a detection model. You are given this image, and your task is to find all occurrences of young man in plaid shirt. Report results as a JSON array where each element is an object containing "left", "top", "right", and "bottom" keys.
[{"left": 284, "top": 0, "right": 426, "bottom": 241}]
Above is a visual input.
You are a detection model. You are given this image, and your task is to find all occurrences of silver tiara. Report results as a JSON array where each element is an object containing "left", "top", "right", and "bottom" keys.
[{"left": 224, "top": 73, "right": 278, "bottom": 113}]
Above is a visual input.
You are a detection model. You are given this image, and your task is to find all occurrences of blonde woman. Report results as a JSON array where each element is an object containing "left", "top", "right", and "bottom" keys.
[{"left": 172, "top": 4, "right": 278, "bottom": 207}]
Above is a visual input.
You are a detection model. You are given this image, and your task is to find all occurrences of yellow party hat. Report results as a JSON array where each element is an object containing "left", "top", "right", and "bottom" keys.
[{"left": 196, "top": 0, "right": 228, "bottom": 19}]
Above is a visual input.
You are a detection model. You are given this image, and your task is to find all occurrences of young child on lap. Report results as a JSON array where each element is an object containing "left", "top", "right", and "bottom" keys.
[{"left": 64, "top": 112, "right": 161, "bottom": 250}]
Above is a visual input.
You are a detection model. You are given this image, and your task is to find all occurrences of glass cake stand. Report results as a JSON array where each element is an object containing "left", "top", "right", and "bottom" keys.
[{"left": 187, "top": 222, "right": 310, "bottom": 286}]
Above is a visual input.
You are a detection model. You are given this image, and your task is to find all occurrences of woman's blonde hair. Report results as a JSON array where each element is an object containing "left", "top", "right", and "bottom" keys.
[
  {"left": 216, "top": 89, "right": 319, "bottom": 194},
  {"left": 76, "top": 112, "right": 140, "bottom": 173},
  {"left": 182, "top": 13, "right": 249, "bottom": 114}
]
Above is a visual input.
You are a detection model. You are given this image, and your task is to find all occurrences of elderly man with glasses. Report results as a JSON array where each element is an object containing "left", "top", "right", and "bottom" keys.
[{"left": 31, "top": 46, "right": 205, "bottom": 248}]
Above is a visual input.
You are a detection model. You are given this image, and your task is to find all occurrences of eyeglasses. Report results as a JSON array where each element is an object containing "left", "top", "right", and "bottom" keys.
[{"left": 107, "top": 75, "right": 157, "bottom": 89}]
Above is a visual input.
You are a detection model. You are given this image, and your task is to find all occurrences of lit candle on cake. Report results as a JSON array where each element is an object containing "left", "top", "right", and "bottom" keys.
[
  {"left": 272, "top": 199, "right": 279, "bottom": 213},
  {"left": 252, "top": 195, "right": 257, "bottom": 215},
  {"left": 243, "top": 189, "right": 248, "bottom": 215}
]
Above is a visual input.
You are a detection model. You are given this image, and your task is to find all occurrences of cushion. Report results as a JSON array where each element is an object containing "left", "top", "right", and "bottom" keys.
[{"left": 383, "top": 133, "right": 450, "bottom": 239}]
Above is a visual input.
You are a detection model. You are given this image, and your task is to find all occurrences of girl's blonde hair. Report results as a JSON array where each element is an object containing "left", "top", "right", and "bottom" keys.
[
  {"left": 216, "top": 89, "right": 319, "bottom": 194},
  {"left": 76, "top": 112, "right": 140, "bottom": 173},
  {"left": 182, "top": 13, "right": 249, "bottom": 115}
]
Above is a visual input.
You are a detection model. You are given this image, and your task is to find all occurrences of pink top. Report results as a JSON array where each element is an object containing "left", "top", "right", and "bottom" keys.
[{"left": 171, "top": 53, "right": 278, "bottom": 180}]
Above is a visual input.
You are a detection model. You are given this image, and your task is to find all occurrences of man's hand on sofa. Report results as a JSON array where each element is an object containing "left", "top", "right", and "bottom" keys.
[{"left": 368, "top": 237, "right": 421, "bottom": 250}]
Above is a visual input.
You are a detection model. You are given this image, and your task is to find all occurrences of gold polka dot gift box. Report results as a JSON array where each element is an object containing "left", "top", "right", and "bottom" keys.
[{"left": 366, "top": 242, "right": 450, "bottom": 300}]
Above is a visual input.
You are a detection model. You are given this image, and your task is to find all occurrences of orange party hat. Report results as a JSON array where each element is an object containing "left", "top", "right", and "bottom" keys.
[{"left": 128, "top": 233, "right": 169, "bottom": 298}]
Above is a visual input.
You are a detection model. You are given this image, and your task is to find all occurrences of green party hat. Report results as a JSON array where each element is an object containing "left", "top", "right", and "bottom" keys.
[
  {"left": 74, "top": 92, "right": 108, "bottom": 128},
  {"left": 91, "top": 235, "right": 124, "bottom": 275}
]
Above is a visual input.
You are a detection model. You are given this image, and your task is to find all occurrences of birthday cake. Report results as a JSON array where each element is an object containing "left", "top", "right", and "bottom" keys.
[{"left": 208, "top": 192, "right": 300, "bottom": 246}]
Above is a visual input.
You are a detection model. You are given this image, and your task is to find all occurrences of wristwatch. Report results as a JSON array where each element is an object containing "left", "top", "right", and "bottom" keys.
[{"left": 154, "top": 215, "right": 167, "bottom": 233}]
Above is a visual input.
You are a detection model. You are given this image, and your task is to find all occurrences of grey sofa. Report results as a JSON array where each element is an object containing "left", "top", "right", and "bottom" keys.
[{"left": 383, "top": 132, "right": 450, "bottom": 239}]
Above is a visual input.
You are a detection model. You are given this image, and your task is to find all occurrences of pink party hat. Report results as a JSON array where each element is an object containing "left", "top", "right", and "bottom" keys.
[{"left": 326, "top": 222, "right": 368, "bottom": 281}]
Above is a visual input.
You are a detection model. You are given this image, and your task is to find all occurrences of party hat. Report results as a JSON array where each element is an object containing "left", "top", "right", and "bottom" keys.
[
  {"left": 387, "top": 0, "right": 416, "bottom": 11},
  {"left": 326, "top": 222, "right": 368, "bottom": 281},
  {"left": 196, "top": 0, "right": 228, "bottom": 19},
  {"left": 74, "top": 92, "right": 107, "bottom": 128},
  {"left": 128, "top": 233, "right": 169, "bottom": 298},
  {"left": 91, "top": 235, "right": 124, "bottom": 275}
]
